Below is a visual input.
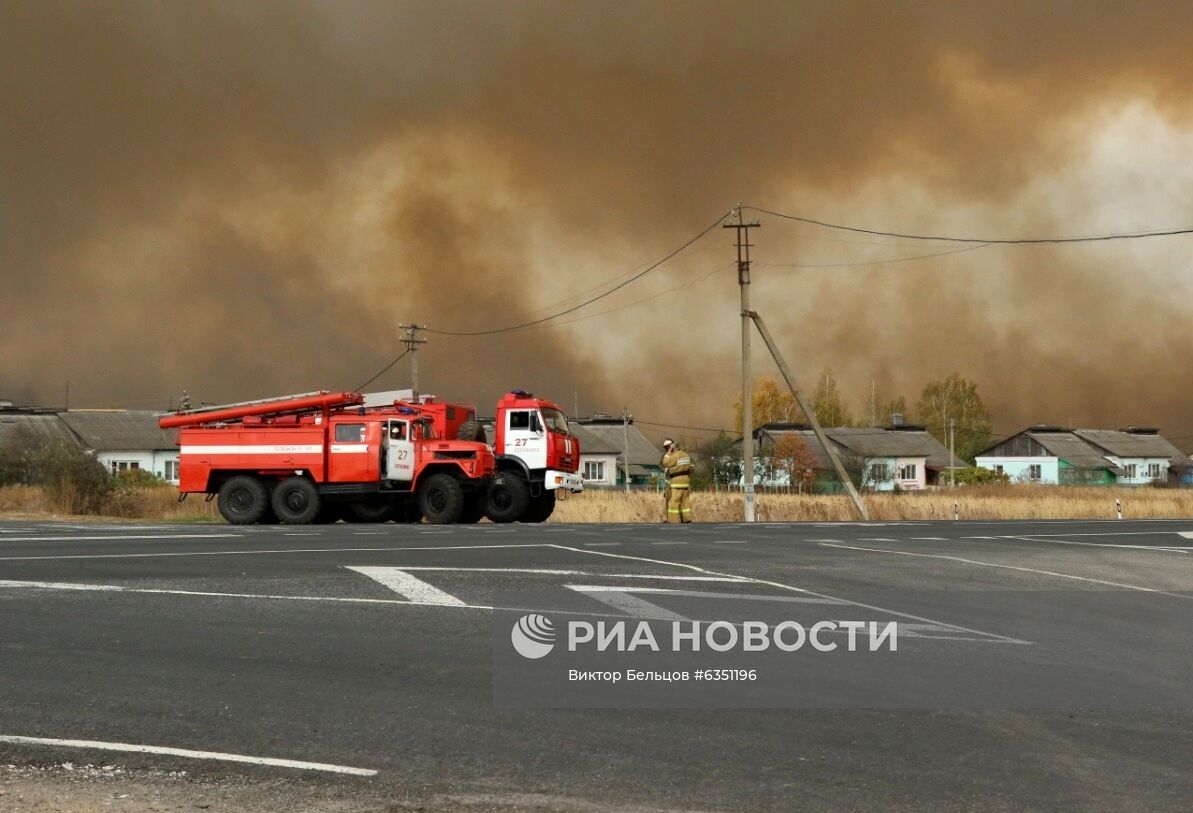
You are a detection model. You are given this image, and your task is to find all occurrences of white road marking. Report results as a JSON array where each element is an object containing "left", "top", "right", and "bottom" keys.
[
  {"left": 0, "top": 534, "right": 241, "bottom": 542},
  {"left": 910, "top": 537, "right": 948, "bottom": 541},
  {"left": 819, "top": 542, "right": 1193, "bottom": 601},
  {"left": 0, "top": 579, "right": 124, "bottom": 591},
  {"left": 651, "top": 541, "right": 687, "bottom": 546},
  {"left": 584, "top": 542, "right": 622, "bottom": 547},
  {"left": 858, "top": 537, "right": 897, "bottom": 542},
  {"left": 550, "top": 544, "right": 1030, "bottom": 645},
  {"left": 567, "top": 585, "right": 845, "bottom": 603},
  {"left": 0, "top": 542, "right": 552, "bottom": 562},
  {"left": 284, "top": 532, "right": 321, "bottom": 537},
  {"left": 387, "top": 567, "right": 747, "bottom": 582},
  {"left": 345, "top": 566, "right": 465, "bottom": 605},
  {"left": 1179, "top": 532, "right": 1193, "bottom": 540},
  {"left": 0, "top": 734, "right": 376, "bottom": 776},
  {"left": 568, "top": 586, "right": 689, "bottom": 621},
  {"left": 713, "top": 540, "right": 748, "bottom": 544},
  {"left": 1009, "top": 536, "right": 1190, "bottom": 553}
]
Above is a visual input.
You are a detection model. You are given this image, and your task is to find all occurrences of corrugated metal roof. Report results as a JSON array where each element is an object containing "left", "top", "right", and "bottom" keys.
[
  {"left": 58, "top": 411, "right": 177, "bottom": 451},
  {"left": 0, "top": 414, "right": 80, "bottom": 448},
  {"left": 1072, "top": 429, "right": 1185, "bottom": 463},
  {"left": 571, "top": 421, "right": 662, "bottom": 466},
  {"left": 1025, "top": 432, "right": 1116, "bottom": 470},
  {"left": 757, "top": 426, "right": 960, "bottom": 469}
]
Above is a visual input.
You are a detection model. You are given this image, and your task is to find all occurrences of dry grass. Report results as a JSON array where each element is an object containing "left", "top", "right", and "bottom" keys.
[
  {"left": 553, "top": 485, "right": 1193, "bottom": 522},
  {"left": 0, "top": 484, "right": 221, "bottom": 523},
  {"left": 5, "top": 483, "right": 1192, "bottom": 525}
]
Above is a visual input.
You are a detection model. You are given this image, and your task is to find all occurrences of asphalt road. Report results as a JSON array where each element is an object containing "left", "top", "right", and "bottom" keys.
[{"left": 2, "top": 517, "right": 1193, "bottom": 811}]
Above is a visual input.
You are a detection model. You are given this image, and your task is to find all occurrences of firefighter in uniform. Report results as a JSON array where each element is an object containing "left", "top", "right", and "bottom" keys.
[{"left": 661, "top": 438, "right": 693, "bottom": 523}]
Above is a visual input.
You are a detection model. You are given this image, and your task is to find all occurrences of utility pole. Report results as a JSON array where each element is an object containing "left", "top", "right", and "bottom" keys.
[
  {"left": 749, "top": 312, "right": 869, "bottom": 521},
  {"left": 949, "top": 417, "right": 957, "bottom": 488},
  {"left": 622, "top": 407, "right": 632, "bottom": 495},
  {"left": 724, "top": 205, "right": 760, "bottom": 522},
  {"left": 398, "top": 323, "right": 428, "bottom": 400}
]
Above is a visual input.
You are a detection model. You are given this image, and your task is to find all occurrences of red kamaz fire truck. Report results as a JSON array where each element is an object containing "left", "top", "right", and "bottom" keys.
[
  {"left": 159, "top": 391, "right": 495, "bottom": 525},
  {"left": 410, "top": 390, "right": 583, "bottom": 523}
]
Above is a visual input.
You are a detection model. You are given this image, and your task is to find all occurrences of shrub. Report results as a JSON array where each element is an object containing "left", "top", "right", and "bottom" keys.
[{"left": 27, "top": 440, "right": 111, "bottom": 514}]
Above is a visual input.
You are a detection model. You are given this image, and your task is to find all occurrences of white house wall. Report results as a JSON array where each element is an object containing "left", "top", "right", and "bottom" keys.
[
  {"left": 1105, "top": 456, "right": 1171, "bottom": 485},
  {"left": 96, "top": 450, "right": 180, "bottom": 484},
  {"left": 579, "top": 453, "right": 620, "bottom": 487},
  {"left": 976, "top": 456, "right": 1060, "bottom": 484}
]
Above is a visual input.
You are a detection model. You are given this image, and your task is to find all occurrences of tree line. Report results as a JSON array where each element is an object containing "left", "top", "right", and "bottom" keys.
[{"left": 688, "top": 369, "right": 993, "bottom": 488}]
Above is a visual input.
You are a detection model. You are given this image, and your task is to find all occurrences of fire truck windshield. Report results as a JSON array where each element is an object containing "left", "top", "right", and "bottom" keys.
[
  {"left": 541, "top": 408, "right": 570, "bottom": 435},
  {"left": 414, "top": 419, "right": 437, "bottom": 440}
]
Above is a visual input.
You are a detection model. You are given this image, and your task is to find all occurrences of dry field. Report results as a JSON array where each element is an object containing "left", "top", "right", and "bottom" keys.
[
  {"left": 553, "top": 485, "right": 1193, "bottom": 522},
  {"left": 0, "top": 484, "right": 221, "bottom": 523},
  {"left": 3, "top": 484, "right": 1193, "bottom": 524}
]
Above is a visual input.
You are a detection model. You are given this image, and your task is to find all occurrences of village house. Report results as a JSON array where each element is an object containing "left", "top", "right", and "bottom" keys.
[
  {"left": 975, "top": 426, "right": 1189, "bottom": 486},
  {"left": 743, "top": 422, "right": 961, "bottom": 492},
  {"left": 569, "top": 414, "right": 663, "bottom": 487}
]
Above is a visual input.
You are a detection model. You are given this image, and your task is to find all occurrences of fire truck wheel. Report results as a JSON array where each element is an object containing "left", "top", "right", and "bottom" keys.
[
  {"left": 271, "top": 477, "right": 322, "bottom": 524},
  {"left": 456, "top": 420, "right": 485, "bottom": 442},
  {"left": 346, "top": 497, "right": 396, "bottom": 523},
  {"left": 311, "top": 502, "right": 344, "bottom": 524},
  {"left": 521, "top": 490, "right": 556, "bottom": 523},
  {"left": 217, "top": 476, "right": 270, "bottom": 524},
  {"left": 483, "top": 473, "right": 530, "bottom": 523},
  {"left": 397, "top": 499, "right": 423, "bottom": 523},
  {"left": 419, "top": 473, "right": 465, "bottom": 524}
]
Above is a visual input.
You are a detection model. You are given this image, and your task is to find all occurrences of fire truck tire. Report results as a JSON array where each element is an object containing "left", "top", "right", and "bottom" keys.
[
  {"left": 521, "top": 490, "right": 556, "bottom": 523},
  {"left": 419, "top": 473, "right": 465, "bottom": 524},
  {"left": 483, "top": 473, "right": 530, "bottom": 523},
  {"left": 397, "top": 499, "right": 423, "bottom": 523},
  {"left": 271, "top": 477, "right": 322, "bottom": 524},
  {"left": 456, "top": 420, "right": 485, "bottom": 442},
  {"left": 346, "top": 497, "right": 396, "bottom": 523},
  {"left": 217, "top": 476, "right": 270, "bottom": 525}
]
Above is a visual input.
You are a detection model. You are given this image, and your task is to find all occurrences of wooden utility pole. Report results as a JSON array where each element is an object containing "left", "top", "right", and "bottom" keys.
[
  {"left": 398, "top": 323, "right": 428, "bottom": 400},
  {"left": 748, "top": 312, "right": 869, "bottom": 521},
  {"left": 723, "top": 206, "right": 761, "bottom": 522}
]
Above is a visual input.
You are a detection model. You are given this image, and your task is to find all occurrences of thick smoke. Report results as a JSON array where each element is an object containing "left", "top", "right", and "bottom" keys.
[{"left": 3, "top": 2, "right": 1192, "bottom": 443}]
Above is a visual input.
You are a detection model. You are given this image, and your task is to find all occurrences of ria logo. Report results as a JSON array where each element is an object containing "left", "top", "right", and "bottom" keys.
[{"left": 511, "top": 613, "right": 555, "bottom": 659}]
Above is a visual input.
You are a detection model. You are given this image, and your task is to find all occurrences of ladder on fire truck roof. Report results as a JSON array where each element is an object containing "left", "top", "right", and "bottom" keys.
[{"left": 159, "top": 391, "right": 363, "bottom": 430}]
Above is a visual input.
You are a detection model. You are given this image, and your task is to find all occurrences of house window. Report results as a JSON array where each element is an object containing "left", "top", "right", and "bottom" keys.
[
  {"left": 1028, "top": 464, "right": 1042, "bottom": 481},
  {"left": 994, "top": 465, "right": 1004, "bottom": 475},
  {"left": 334, "top": 423, "right": 366, "bottom": 442},
  {"left": 1146, "top": 463, "right": 1162, "bottom": 479},
  {"left": 583, "top": 461, "right": 605, "bottom": 481},
  {"left": 897, "top": 463, "right": 918, "bottom": 481},
  {"left": 1124, "top": 464, "right": 1137, "bottom": 478},
  {"left": 164, "top": 460, "right": 179, "bottom": 481},
  {"left": 869, "top": 463, "right": 891, "bottom": 482}
]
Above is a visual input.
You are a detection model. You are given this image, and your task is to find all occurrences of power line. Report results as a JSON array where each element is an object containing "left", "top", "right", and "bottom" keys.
[
  {"left": 745, "top": 205, "right": 1193, "bottom": 245},
  {"left": 758, "top": 244, "right": 989, "bottom": 269},
  {"left": 425, "top": 211, "right": 732, "bottom": 337},
  {"left": 354, "top": 348, "right": 410, "bottom": 392}
]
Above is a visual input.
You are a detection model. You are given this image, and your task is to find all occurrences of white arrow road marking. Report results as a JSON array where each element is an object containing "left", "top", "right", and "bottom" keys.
[
  {"left": 567, "top": 585, "right": 689, "bottom": 621},
  {"left": 1179, "top": 532, "right": 1193, "bottom": 539},
  {"left": 344, "top": 566, "right": 465, "bottom": 606},
  {"left": 0, "top": 735, "right": 376, "bottom": 776}
]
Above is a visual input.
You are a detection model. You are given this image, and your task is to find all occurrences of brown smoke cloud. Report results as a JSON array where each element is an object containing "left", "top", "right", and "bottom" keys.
[{"left": 3, "top": 1, "right": 1193, "bottom": 446}]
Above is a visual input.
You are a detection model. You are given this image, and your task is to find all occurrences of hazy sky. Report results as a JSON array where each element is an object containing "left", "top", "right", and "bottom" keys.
[{"left": 3, "top": 1, "right": 1193, "bottom": 445}]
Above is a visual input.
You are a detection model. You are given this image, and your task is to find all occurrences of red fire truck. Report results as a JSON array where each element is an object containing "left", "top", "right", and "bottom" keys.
[
  {"left": 159, "top": 391, "right": 496, "bottom": 525},
  {"left": 413, "top": 390, "right": 582, "bottom": 523}
]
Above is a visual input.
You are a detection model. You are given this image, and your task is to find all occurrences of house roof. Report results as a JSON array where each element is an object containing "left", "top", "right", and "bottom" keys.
[
  {"left": 0, "top": 413, "right": 80, "bottom": 448},
  {"left": 58, "top": 411, "right": 178, "bottom": 451},
  {"left": 1072, "top": 429, "right": 1185, "bottom": 464},
  {"left": 1020, "top": 431, "right": 1117, "bottom": 470},
  {"left": 571, "top": 421, "right": 662, "bottom": 466},
  {"left": 755, "top": 425, "right": 961, "bottom": 469}
]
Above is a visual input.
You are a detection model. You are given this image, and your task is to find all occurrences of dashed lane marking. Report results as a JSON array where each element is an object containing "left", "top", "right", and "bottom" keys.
[
  {"left": 584, "top": 542, "right": 622, "bottom": 547},
  {"left": 713, "top": 540, "right": 748, "bottom": 544},
  {"left": 1009, "top": 536, "right": 1190, "bottom": 553},
  {"left": 652, "top": 541, "right": 688, "bottom": 546},
  {"left": 0, "top": 734, "right": 377, "bottom": 776}
]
